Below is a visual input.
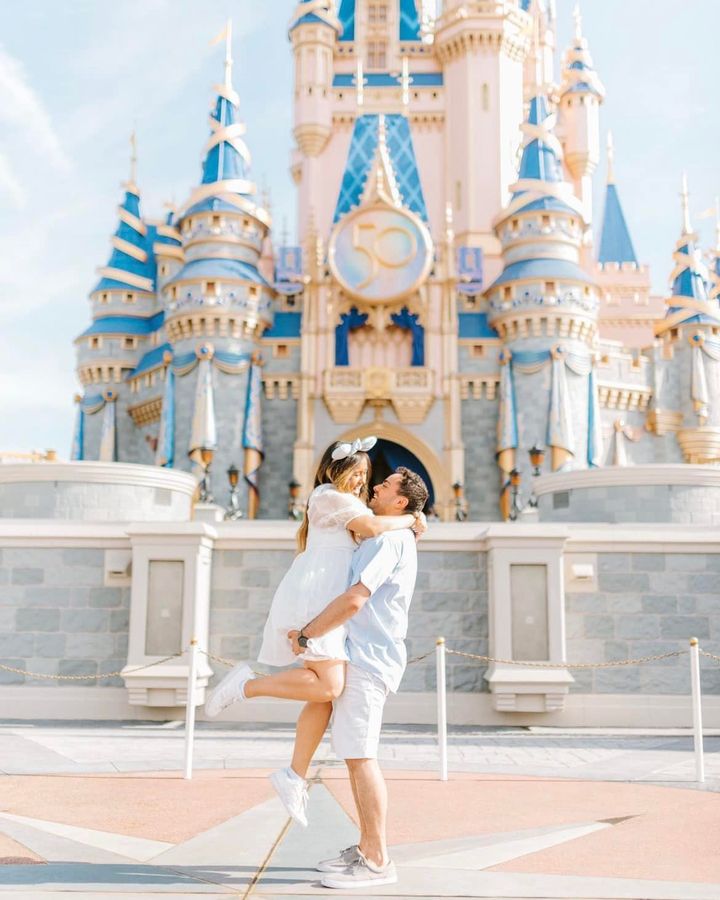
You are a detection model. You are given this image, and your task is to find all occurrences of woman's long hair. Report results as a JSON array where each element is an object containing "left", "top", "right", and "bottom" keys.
[{"left": 296, "top": 443, "right": 371, "bottom": 553}]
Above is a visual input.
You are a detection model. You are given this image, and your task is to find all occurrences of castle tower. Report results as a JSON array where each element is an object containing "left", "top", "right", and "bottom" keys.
[
  {"left": 557, "top": 4, "right": 604, "bottom": 228},
  {"left": 486, "top": 84, "right": 603, "bottom": 488},
  {"left": 152, "top": 208, "right": 184, "bottom": 292},
  {"left": 521, "top": 0, "right": 556, "bottom": 99},
  {"left": 594, "top": 132, "right": 656, "bottom": 346},
  {"left": 74, "top": 135, "right": 158, "bottom": 462},
  {"left": 434, "top": 0, "right": 528, "bottom": 259},
  {"left": 653, "top": 176, "right": 720, "bottom": 464}
]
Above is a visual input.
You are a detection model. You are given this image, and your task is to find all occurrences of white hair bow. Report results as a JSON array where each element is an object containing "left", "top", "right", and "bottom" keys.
[{"left": 331, "top": 436, "right": 377, "bottom": 461}]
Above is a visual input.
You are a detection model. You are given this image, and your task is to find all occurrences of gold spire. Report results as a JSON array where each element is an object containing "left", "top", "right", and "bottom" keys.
[
  {"left": 224, "top": 19, "right": 233, "bottom": 92},
  {"left": 681, "top": 172, "right": 692, "bottom": 236},
  {"left": 606, "top": 131, "right": 615, "bottom": 185},
  {"left": 360, "top": 114, "right": 402, "bottom": 207},
  {"left": 573, "top": 3, "right": 583, "bottom": 40}
]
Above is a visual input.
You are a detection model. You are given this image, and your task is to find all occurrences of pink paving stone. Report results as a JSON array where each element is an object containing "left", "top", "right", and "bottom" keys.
[
  {"left": 0, "top": 769, "right": 274, "bottom": 844},
  {"left": 320, "top": 770, "right": 720, "bottom": 883}
]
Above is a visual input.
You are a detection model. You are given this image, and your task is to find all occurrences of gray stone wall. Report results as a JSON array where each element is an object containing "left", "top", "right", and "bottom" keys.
[
  {"left": 565, "top": 552, "right": 720, "bottom": 694},
  {"left": 208, "top": 547, "right": 490, "bottom": 693},
  {"left": 259, "top": 398, "right": 298, "bottom": 520},
  {"left": 0, "top": 548, "right": 129, "bottom": 687},
  {"left": 461, "top": 398, "right": 501, "bottom": 521},
  {"left": 0, "top": 481, "right": 191, "bottom": 521},
  {"left": 538, "top": 483, "right": 720, "bottom": 525}
]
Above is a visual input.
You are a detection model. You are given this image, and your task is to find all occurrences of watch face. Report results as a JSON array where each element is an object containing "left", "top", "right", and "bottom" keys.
[{"left": 329, "top": 203, "right": 433, "bottom": 305}]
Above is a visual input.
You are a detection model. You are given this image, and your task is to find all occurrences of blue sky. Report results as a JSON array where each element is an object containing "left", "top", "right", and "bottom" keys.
[{"left": 0, "top": 0, "right": 717, "bottom": 456}]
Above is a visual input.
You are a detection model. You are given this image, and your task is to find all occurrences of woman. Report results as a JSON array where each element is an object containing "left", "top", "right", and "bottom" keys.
[{"left": 205, "top": 437, "right": 426, "bottom": 825}]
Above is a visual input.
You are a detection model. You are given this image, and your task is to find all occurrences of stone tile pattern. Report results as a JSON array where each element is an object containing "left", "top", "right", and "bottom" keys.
[
  {"left": 538, "top": 483, "right": 720, "bottom": 524},
  {"left": 0, "top": 548, "right": 129, "bottom": 687},
  {"left": 258, "top": 397, "right": 298, "bottom": 520},
  {"left": 461, "top": 398, "right": 502, "bottom": 521},
  {"left": 566, "top": 552, "right": 720, "bottom": 694},
  {"left": 0, "top": 482, "right": 190, "bottom": 522},
  {"left": 209, "top": 548, "right": 490, "bottom": 693}
]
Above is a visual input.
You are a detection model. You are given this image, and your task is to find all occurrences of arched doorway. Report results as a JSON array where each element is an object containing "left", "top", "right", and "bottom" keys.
[{"left": 367, "top": 439, "right": 434, "bottom": 512}]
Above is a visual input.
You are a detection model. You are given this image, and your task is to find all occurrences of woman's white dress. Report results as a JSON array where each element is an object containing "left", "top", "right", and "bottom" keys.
[{"left": 257, "top": 484, "right": 369, "bottom": 666}]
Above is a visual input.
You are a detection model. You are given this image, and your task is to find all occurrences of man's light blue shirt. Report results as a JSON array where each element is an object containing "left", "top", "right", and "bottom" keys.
[{"left": 346, "top": 530, "right": 418, "bottom": 693}]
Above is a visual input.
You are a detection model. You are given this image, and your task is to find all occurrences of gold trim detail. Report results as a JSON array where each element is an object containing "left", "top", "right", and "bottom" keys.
[{"left": 127, "top": 397, "right": 162, "bottom": 427}]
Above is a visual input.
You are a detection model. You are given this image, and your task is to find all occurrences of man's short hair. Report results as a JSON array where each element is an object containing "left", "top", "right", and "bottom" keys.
[{"left": 395, "top": 466, "right": 429, "bottom": 514}]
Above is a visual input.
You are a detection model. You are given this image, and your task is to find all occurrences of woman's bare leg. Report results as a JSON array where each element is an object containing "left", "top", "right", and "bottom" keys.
[
  {"left": 291, "top": 701, "right": 333, "bottom": 779},
  {"left": 244, "top": 659, "right": 345, "bottom": 704}
]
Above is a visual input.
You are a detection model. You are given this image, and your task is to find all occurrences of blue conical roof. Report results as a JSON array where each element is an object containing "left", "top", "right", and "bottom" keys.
[
  {"left": 514, "top": 94, "right": 564, "bottom": 190},
  {"left": 289, "top": 0, "right": 341, "bottom": 35},
  {"left": 92, "top": 184, "right": 155, "bottom": 294},
  {"left": 599, "top": 184, "right": 637, "bottom": 265},
  {"left": 181, "top": 64, "right": 261, "bottom": 219},
  {"left": 657, "top": 182, "right": 720, "bottom": 333}
]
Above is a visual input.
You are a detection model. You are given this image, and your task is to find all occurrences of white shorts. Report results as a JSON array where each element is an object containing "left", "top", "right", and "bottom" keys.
[{"left": 331, "top": 663, "right": 389, "bottom": 760}]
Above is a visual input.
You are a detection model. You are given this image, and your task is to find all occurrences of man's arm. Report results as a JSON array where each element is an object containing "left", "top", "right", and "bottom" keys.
[{"left": 288, "top": 581, "right": 370, "bottom": 654}]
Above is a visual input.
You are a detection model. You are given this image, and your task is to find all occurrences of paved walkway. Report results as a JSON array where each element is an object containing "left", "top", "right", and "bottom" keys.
[{"left": 0, "top": 721, "right": 719, "bottom": 898}]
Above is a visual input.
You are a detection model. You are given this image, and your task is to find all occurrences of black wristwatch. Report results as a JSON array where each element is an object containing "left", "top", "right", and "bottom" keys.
[{"left": 297, "top": 631, "right": 309, "bottom": 649}]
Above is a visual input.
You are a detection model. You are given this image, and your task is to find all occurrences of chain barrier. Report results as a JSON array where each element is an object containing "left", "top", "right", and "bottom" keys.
[
  {"left": 2, "top": 643, "right": 715, "bottom": 683},
  {"left": 0, "top": 652, "right": 186, "bottom": 682}
]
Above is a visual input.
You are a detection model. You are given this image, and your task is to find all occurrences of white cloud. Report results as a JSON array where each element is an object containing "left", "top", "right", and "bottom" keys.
[
  {"left": 0, "top": 46, "right": 70, "bottom": 173},
  {"left": 0, "top": 149, "right": 25, "bottom": 207}
]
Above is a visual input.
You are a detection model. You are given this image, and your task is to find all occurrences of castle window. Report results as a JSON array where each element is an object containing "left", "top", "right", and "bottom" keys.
[
  {"left": 125, "top": 292, "right": 135, "bottom": 303},
  {"left": 123, "top": 337, "right": 137, "bottom": 350},
  {"left": 511, "top": 218, "right": 519, "bottom": 230},
  {"left": 159, "top": 264, "right": 168, "bottom": 277},
  {"left": 367, "top": 40, "right": 387, "bottom": 69},
  {"left": 211, "top": 215, "right": 221, "bottom": 228},
  {"left": 170, "top": 286, "right": 177, "bottom": 300},
  {"left": 503, "top": 286, "right": 512, "bottom": 301},
  {"left": 249, "top": 286, "right": 259, "bottom": 300},
  {"left": 471, "top": 345, "right": 485, "bottom": 358},
  {"left": 541, "top": 215, "right": 550, "bottom": 228},
  {"left": 368, "top": 2, "right": 388, "bottom": 24},
  {"left": 583, "top": 286, "right": 590, "bottom": 297},
  {"left": 205, "top": 281, "right": 217, "bottom": 295},
  {"left": 481, "top": 83, "right": 489, "bottom": 111},
  {"left": 89, "top": 336, "right": 101, "bottom": 349},
  {"left": 670, "top": 327, "right": 679, "bottom": 340},
  {"left": 544, "top": 281, "right": 556, "bottom": 294},
  {"left": 274, "top": 343, "right": 290, "bottom": 359}
]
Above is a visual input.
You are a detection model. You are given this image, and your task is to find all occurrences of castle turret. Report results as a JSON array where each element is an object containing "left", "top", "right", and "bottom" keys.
[
  {"left": 487, "top": 85, "right": 603, "bottom": 483},
  {"left": 75, "top": 135, "right": 159, "bottom": 461},
  {"left": 164, "top": 24, "right": 274, "bottom": 506},
  {"left": 654, "top": 176, "right": 720, "bottom": 464},
  {"left": 289, "top": 0, "right": 340, "bottom": 157},
  {"left": 521, "top": 0, "right": 556, "bottom": 98},
  {"left": 595, "top": 132, "right": 655, "bottom": 346},
  {"left": 558, "top": 4, "right": 604, "bottom": 226},
  {"left": 434, "top": 0, "right": 529, "bottom": 262}
]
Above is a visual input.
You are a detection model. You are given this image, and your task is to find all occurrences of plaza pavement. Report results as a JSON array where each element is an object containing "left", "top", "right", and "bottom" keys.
[{"left": 0, "top": 720, "right": 719, "bottom": 899}]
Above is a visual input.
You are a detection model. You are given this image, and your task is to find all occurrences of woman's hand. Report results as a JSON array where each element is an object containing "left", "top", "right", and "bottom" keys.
[{"left": 411, "top": 511, "right": 428, "bottom": 540}]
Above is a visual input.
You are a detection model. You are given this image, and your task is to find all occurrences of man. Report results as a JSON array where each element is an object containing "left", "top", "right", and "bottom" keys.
[{"left": 288, "top": 466, "right": 429, "bottom": 890}]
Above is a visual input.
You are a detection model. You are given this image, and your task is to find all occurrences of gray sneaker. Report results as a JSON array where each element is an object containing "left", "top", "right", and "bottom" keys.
[
  {"left": 320, "top": 850, "right": 397, "bottom": 889},
  {"left": 316, "top": 844, "right": 360, "bottom": 873}
]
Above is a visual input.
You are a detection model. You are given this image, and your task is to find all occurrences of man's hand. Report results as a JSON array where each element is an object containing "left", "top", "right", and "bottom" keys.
[
  {"left": 287, "top": 629, "right": 303, "bottom": 656},
  {"left": 411, "top": 511, "right": 428, "bottom": 541}
]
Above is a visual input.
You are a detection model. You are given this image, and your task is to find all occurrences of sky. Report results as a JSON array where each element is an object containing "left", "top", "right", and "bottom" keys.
[{"left": 0, "top": 0, "right": 718, "bottom": 456}]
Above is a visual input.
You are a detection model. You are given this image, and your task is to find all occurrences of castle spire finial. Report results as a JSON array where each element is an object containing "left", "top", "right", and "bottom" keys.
[
  {"left": 606, "top": 131, "right": 615, "bottom": 185},
  {"left": 681, "top": 172, "right": 692, "bottom": 235},
  {"left": 573, "top": 3, "right": 583, "bottom": 40},
  {"left": 224, "top": 19, "right": 233, "bottom": 91},
  {"left": 128, "top": 129, "right": 138, "bottom": 189}
]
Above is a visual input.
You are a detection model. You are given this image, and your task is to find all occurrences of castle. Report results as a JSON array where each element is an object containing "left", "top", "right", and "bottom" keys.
[{"left": 72, "top": 0, "right": 720, "bottom": 522}]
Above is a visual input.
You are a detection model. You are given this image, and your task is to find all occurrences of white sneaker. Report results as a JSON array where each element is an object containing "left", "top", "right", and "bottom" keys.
[
  {"left": 316, "top": 844, "right": 360, "bottom": 873},
  {"left": 320, "top": 850, "right": 397, "bottom": 889},
  {"left": 269, "top": 767, "right": 308, "bottom": 827},
  {"left": 204, "top": 663, "right": 254, "bottom": 718}
]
